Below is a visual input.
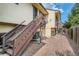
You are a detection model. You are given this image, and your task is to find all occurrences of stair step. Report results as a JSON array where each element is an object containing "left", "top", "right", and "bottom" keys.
[
  {"left": 6, "top": 30, "right": 23, "bottom": 43},
  {"left": 6, "top": 49, "right": 13, "bottom": 56},
  {"left": 0, "top": 49, "right": 3, "bottom": 52},
  {"left": 9, "top": 45, "right": 13, "bottom": 48},
  {"left": 7, "top": 43, "right": 13, "bottom": 48},
  {"left": 3, "top": 40, "right": 13, "bottom": 49},
  {"left": 0, "top": 45, "right": 2, "bottom": 48}
]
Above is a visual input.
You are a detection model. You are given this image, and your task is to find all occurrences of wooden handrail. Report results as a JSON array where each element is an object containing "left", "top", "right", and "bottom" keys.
[
  {"left": 12, "top": 14, "right": 44, "bottom": 55},
  {"left": 10, "top": 14, "right": 42, "bottom": 41},
  {"left": 1, "top": 20, "right": 25, "bottom": 38},
  {"left": 1, "top": 20, "right": 25, "bottom": 54},
  {"left": 2, "top": 14, "right": 44, "bottom": 55}
]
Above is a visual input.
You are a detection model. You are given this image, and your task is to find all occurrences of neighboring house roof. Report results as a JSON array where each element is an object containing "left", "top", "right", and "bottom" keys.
[
  {"left": 32, "top": 3, "right": 48, "bottom": 16},
  {"left": 46, "top": 8, "right": 60, "bottom": 12}
]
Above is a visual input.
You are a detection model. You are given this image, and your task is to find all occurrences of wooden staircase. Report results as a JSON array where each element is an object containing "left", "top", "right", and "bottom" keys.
[{"left": 1, "top": 14, "right": 44, "bottom": 56}]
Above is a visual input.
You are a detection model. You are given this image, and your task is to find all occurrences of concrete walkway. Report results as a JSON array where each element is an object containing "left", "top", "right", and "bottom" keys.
[{"left": 34, "top": 33, "right": 79, "bottom": 56}]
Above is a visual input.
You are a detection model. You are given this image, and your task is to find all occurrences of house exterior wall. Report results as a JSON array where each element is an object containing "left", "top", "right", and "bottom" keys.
[
  {"left": 0, "top": 3, "right": 33, "bottom": 25},
  {"left": 0, "top": 3, "right": 33, "bottom": 33},
  {"left": 0, "top": 23, "right": 16, "bottom": 33},
  {"left": 45, "top": 28, "right": 51, "bottom": 38},
  {"left": 47, "top": 10, "right": 56, "bottom": 28},
  {"left": 45, "top": 10, "right": 56, "bottom": 38}
]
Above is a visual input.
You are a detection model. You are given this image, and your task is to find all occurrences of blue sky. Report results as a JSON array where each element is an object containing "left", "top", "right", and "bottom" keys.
[{"left": 43, "top": 3, "right": 75, "bottom": 24}]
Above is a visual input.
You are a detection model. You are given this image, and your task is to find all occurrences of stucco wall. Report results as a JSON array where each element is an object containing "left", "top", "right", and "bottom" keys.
[
  {"left": 47, "top": 10, "right": 56, "bottom": 28},
  {"left": 45, "top": 28, "right": 51, "bottom": 38},
  {"left": 0, "top": 3, "right": 33, "bottom": 25},
  {"left": 45, "top": 10, "right": 56, "bottom": 38},
  {"left": 0, "top": 23, "right": 16, "bottom": 33}
]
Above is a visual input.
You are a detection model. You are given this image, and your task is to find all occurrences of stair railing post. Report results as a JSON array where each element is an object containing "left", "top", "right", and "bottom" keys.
[{"left": 2, "top": 36, "right": 6, "bottom": 53}]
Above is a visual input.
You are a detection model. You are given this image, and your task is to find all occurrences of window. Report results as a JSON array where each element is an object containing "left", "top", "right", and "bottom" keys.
[
  {"left": 33, "top": 7, "right": 37, "bottom": 19},
  {"left": 51, "top": 28, "right": 56, "bottom": 36}
]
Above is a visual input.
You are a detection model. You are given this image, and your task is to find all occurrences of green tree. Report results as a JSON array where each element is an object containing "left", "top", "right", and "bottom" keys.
[{"left": 63, "top": 3, "right": 79, "bottom": 29}]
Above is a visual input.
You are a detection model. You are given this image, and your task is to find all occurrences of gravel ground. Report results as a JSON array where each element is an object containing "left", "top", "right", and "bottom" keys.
[
  {"left": 35, "top": 33, "right": 79, "bottom": 56},
  {"left": 46, "top": 34, "right": 75, "bottom": 56},
  {"left": 0, "top": 39, "right": 46, "bottom": 56},
  {"left": 0, "top": 40, "right": 44, "bottom": 56},
  {"left": 0, "top": 33, "right": 79, "bottom": 56},
  {"left": 22, "top": 40, "right": 44, "bottom": 56}
]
